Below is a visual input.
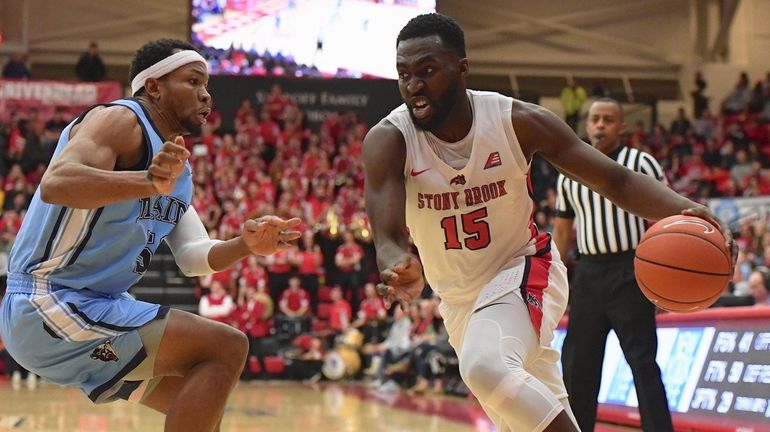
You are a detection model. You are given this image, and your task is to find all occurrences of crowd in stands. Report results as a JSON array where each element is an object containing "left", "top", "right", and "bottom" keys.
[
  {"left": 194, "top": 44, "right": 363, "bottom": 78},
  {"left": 1, "top": 66, "right": 769, "bottom": 391}
]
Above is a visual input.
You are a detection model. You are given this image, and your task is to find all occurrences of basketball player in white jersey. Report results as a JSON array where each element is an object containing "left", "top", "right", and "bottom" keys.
[{"left": 363, "top": 13, "right": 733, "bottom": 432}]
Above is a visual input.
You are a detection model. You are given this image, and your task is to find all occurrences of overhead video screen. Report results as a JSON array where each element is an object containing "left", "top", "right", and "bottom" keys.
[{"left": 191, "top": 0, "right": 436, "bottom": 79}]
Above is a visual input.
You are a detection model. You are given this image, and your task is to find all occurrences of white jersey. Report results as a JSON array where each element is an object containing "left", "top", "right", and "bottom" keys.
[{"left": 386, "top": 90, "right": 542, "bottom": 305}]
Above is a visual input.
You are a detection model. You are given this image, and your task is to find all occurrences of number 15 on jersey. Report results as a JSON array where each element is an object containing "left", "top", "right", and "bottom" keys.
[{"left": 440, "top": 207, "right": 491, "bottom": 251}]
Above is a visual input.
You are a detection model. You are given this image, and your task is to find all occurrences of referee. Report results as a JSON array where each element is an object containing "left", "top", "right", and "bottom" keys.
[{"left": 553, "top": 98, "right": 673, "bottom": 432}]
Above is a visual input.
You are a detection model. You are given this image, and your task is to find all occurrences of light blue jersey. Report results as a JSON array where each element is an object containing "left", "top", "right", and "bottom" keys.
[
  {"left": 1, "top": 98, "right": 193, "bottom": 403},
  {"left": 9, "top": 98, "right": 192, "bottom": 294}
]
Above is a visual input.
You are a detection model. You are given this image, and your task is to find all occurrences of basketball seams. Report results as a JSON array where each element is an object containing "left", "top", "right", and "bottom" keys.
[
  {"left": 637, "top": 230, "right": 731, "bottom": 267},
  {"left": 633, "top": 256, "right": 731, "bottom": 276},
  {"left": 637, "top": 275, "right": 724, "bottom": 307},
  {"left": 641, "top": 228, "right": 726, "bottom": 254}
]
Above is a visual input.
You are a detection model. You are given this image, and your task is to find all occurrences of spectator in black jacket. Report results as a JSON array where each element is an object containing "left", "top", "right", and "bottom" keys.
[{"left": 75, "top": 42, "right": 106, "bottom": 82}]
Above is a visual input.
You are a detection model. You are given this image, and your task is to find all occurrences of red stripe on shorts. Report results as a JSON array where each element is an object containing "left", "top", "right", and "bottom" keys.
[{"left": 521, "top": 232, "right": 552, "bottom": 334}]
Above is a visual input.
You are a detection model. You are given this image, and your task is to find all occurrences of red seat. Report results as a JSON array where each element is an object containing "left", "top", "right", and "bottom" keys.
[
  {"left": 264, "top": 356, "right": 285, "bottom": 375},
  {"left": 248, "top": 356, "right": 261, "bottom": 374}
]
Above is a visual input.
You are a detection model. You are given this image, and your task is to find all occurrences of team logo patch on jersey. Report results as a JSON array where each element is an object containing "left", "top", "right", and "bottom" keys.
[
  {"left": 484, "top": 152, "right": 502, "bottom": 169},
  {"left": 449, "top": 174, "right": 466, "bottom": 186},
  {"left": 526, "top": 293, "right": 542, "bottom": 309},
  {"left": 91, "top": 341, "right": 119, "bottom": 362}
]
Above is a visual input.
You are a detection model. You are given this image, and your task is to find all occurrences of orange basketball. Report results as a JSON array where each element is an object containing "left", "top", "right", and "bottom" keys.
[{"left": 634, "top": 215, "right": 731, "bottom": 313}]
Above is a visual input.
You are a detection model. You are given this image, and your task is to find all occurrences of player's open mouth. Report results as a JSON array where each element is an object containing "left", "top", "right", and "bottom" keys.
[
  {"left": 411, "top": 97, "right": 432, "bottom": 120},
  {"left": 197, "top": 108, "right": 211, "bottom": 124}
]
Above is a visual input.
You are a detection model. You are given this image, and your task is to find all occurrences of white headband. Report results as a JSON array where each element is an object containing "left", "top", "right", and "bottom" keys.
[{"left": 131, "top": 50, "right": 208, "bottom": 95}]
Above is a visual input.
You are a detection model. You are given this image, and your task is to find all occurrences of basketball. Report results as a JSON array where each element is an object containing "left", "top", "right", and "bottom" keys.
[{"left": 634, "top": 215, "right": 732, "bottom": 313}]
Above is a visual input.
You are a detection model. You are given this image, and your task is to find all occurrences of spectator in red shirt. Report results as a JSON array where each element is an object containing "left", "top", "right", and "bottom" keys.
[
  {"left": 0, "top": 210, "right": 22, "bottom": 250},
  {"left": 192, "top": 184, "right": 222, "bottom": 232},
  {"left": 233, "top": 283, "right": 273, "bottom": 336},
  {"left": 232, "top": 283, "right": 274, "bottom": 379},
  {"left": 265, "top": 84, "right": 294, "bottom": 123},
  {"left": 266, "top": 246, "right": 296, "bottom": 301},
  {"left": 219, "top": 200, "right": 245, "bottom": 241},
  {"left": 236, "top": 113, "right": 260, "bottom": 145},
  {"left": 332, "top": 144, "right": 354, "bottom": 176},
  {"left": 335, "top": 230, "right": 364, "bottom": 310},
  {"left": 279, "top": 276, "right": 310, "bottom": 317},
  {"left": 239, "top": 255, "right": 268, "bottom": 296},
  {"left": 234, "top": 98, "right": 257, "bottom": 129},
  {"left": 199, "top": 280, "right": 235, "bottom": 324},
  {"left": 301, "top": 142, "right": 326, "bottom": 178},
  {"left": 328, "top": 286, "right": 352, "bottom": 335},
  {"left": 305, "top": 187, "right": 332, "bottom": 227},
  {"left": 353, "top": 282, "right": 387, "bottom": 344},
  {"left": 292, "top": 230, "right": 323, "bottom": 314},
  {"left": 311, "top": 158, "right": 335, "bottom": 193},
  {"left": 197, "top": 263, "right": 238, "bottom": 300},
  {"left": 321, "top": 112, "right": 343, "bottom": 143},
  {"left": 4, "top": 164, "right": 25, "bottom": 194}
]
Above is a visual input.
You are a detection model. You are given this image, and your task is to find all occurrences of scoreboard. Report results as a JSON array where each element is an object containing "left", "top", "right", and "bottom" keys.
[{"left": 552, "top": 307, "right": 770, "bottom": 431}]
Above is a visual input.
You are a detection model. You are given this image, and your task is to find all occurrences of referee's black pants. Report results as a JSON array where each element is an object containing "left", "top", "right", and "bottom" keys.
[{"left": 561, "top": 251, "right": 673, "bottom": 432}]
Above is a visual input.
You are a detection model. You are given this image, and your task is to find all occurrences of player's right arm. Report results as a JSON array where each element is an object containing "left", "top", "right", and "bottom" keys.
[
  {"left": 363, "top": 120, "right": 423, "bottom": 308},
  {"left": 39, "top": 106, "right": 186, "bottom": 209}
]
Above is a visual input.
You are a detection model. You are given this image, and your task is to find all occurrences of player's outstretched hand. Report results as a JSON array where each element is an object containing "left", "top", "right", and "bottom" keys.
[
  {"left": 242, "top": 215, "right": 301, "bottom": 256},
  {"left": 376, "top": 254, "right": 424, "bottom": 310},
  {"left": 682, "top": 206, "right": 737, "bottom": 269},
  {"left": 148, "top": 136, "right": 190, "bottom": 195}
]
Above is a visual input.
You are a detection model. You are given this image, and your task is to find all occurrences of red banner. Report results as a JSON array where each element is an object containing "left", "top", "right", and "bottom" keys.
[{"left": 0, "top": 79, "right": 123, "bottom": 122}]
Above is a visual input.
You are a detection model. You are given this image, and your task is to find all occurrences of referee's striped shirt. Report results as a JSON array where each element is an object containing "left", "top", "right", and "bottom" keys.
[{"left": 555, "top": 145, "right": 666, "bottom": 256}]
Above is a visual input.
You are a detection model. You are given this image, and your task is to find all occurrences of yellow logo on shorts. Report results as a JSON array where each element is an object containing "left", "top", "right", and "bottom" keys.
[{"left": 90, "top": 341, "right": 119, "bottom": 362}]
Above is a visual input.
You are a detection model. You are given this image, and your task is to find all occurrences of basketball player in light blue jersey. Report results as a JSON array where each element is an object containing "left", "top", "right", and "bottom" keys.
[{"left": 0, "top": 39, "right": 301, "bottom": 432}]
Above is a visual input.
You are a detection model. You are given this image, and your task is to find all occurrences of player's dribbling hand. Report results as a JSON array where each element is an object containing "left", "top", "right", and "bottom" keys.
[
  {"left": 682, "top": 206, "right": 738, "bottom": 270},
  {"left": 148, "top": 136, "right": 190, "bottom": 195},
  {"left": 376, "top": 254, "right": 424, "bottom": 310},
  {"left": 242, "top": 215, "right": 302, "bottom": 256}
]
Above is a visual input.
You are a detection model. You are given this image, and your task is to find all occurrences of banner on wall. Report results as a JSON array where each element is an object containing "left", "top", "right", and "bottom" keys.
[
  {"left": 207, "top": 75, "right": 403, "bottom": 131},
  {"left": 0, "top": 79, "right": 123, "bottom": 121},
  {"left": 707, "top": 196, "right": 770, "bottom": 230}
]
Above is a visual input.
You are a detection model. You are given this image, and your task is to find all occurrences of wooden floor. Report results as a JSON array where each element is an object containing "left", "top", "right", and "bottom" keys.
[{"left": 0, "top": 379, "right": 639, "bottom": 431}]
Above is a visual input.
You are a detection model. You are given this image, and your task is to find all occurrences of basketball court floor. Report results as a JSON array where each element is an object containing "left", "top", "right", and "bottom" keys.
[{"left": 0, "top": 379, "right": 641, "bottom": 432}]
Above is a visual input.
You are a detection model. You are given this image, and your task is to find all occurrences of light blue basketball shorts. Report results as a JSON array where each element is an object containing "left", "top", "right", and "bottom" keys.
[{"left": 0, "top": 273, "right": 169, "bottom": 403}]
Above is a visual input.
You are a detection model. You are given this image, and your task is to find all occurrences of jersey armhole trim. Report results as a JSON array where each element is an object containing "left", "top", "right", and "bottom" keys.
[{"left": 501, "top": 98, "right": 530, "bottom": 174}]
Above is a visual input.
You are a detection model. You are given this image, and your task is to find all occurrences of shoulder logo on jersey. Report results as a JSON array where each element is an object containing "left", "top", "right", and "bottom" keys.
[
  {"left": 91, "top": 341, "right": 119, "bottom": 362},
  {"left": 484, "top": 152, "right": 502, "bottom": 169},
  {"left": 410, "top": 167, "right": 430, "bottom": 177},
  {"left": 449, "top": 174, "right": 466, "bottom": 186}
]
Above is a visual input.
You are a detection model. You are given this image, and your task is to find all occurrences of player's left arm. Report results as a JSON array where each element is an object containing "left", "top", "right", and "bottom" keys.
[
  {"left": 512, "top": 100, "right": 734, "bottom": 252},
  {"left": 166, "top": 206, "right": 300, "bottom": 276}
]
